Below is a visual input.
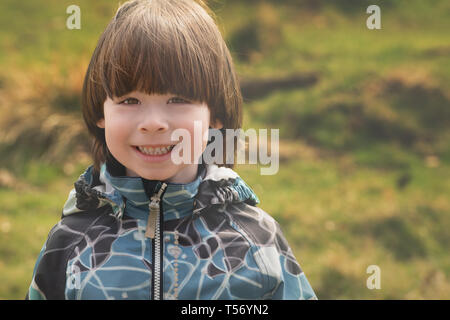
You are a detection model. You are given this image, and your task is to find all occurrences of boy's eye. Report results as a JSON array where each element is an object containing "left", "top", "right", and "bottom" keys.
[
  {"left": 168, "top": 97, "right": 190, "bottom": 104},
  {"left": 119, "top": 97, "right": 140, "bottom": 105}
]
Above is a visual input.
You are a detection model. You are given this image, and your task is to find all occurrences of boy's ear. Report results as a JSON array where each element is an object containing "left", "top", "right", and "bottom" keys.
[
  {"left": 210, "top": 119, "right": 223, "bottom": 130},
  {"left": 96, "top": 118, "right": 105, "bottom": 129}
]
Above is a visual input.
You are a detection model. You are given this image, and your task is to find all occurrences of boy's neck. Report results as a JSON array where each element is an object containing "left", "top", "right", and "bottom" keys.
[{"left": 125, "top": 163, "right": 201, "bottom": 184}]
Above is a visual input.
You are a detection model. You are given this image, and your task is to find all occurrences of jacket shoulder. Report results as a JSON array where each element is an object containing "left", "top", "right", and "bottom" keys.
[
  {"left": 225, "top": 202, "right": 314, "bottom": 299},
  {"left": 30, "top": 205, "right": 113, "bottom": 299},
  {"left": 224, "top": 203, "right": 283, "bottom": 248},
  {"left": 225, "top": 202, "right": 303, "bottom": 274}
]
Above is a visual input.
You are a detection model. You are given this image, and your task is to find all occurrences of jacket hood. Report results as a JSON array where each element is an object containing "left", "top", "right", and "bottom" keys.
[{"left": 62, "top": 163, "right": 260, "bottom": 219}]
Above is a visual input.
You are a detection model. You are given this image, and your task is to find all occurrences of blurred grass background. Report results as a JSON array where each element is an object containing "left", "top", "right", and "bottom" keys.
[{"left": 0, "top": 0, "right": 449, "bottom": 299}]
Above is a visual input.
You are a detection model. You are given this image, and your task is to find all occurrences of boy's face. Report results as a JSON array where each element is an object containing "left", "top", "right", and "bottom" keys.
[{"left": 97, "top": 91, "right": 221, "bottom": 184}]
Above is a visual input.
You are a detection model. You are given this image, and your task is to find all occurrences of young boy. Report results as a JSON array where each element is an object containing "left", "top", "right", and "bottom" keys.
[{"left": 27, "top": 0, "right": 317, "bottom": 300}]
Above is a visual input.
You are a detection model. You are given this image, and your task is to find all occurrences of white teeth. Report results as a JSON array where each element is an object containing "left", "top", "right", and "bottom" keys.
[{"left": 138, "top": 145, "right": 174, "bottom": 155}]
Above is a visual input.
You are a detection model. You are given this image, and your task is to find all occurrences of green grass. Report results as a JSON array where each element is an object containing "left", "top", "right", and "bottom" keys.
[
  {"left": 0, "top": 184, "right": 68, "bottom": 299},
  {"left": 0, "top": 0, "right": 449, "bottom": 299}
]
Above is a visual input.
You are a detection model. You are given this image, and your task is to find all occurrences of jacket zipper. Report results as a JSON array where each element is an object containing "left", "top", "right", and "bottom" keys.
[{"left": 145, "top": 182, "right": 167, "bottom": 300}]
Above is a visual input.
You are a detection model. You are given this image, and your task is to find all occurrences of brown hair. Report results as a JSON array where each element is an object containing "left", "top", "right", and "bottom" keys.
[{"left": 81, "top": 0, "right": 243, "bottom": 174}]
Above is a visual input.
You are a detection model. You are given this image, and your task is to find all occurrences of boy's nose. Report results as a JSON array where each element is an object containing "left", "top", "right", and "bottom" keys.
[{"left": 138, "top": 107, "right": 169, "bottom": 133}]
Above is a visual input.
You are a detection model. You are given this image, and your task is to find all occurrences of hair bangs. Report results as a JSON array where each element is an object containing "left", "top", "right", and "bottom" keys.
[{"left": 98, "top": 1, "right": 220, "bottom": 104}]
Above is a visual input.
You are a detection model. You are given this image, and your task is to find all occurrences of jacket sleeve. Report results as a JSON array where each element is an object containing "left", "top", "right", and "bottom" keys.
[
  {"left": 248, "top": 211, "right": 317, "bottom": 300},
  {"left": 26, "top": 222, "right": 72, "bottom": 300},
  {"left": 237, "top": 204, "right": 317, "bottom": 300},
  {"left": 270, "top": 227, "right": 317, "bottom": 300},
  {"left": 27, "top": 243, "right": 48, "bottom": 300},
  {"left": 26, "top": 206, "right": 113, "bottom": 300}
]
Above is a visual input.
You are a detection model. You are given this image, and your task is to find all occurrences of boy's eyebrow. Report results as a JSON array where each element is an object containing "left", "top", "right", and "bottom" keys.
[
  {"left": 113, "top": 91, "right": 189, "bottom": 99},
  {"left": 113, "top": 92, "right": 191, "bottom": 100},
  {"left": 112, "top": 91, "right": 152, "bottom": 100},
  {"left": 114, "top": 91, "right": 141, "bottom": 98}
]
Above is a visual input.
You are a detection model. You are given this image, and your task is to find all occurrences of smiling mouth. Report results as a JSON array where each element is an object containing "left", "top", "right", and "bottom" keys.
[{"left": 135, "top": 145, "right": 176, "bottom": 156}]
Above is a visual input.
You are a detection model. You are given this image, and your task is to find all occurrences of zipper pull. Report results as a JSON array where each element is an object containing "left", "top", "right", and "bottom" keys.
[{"left": 145, "top": 183, "right": 167, "bottom": 239}]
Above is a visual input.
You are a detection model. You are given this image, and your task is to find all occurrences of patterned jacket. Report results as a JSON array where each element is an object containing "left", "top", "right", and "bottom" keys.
[{"left": 27, "top": 162, "right": 317, "bottom": 300}]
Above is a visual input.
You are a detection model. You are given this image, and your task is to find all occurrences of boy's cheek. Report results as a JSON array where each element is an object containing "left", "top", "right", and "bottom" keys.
[
  {"left": 185, "top": 122, "right": 210, "bottom": 144},
  {"left": 106, "top": 117, "right": 133, "bottom": 132}
]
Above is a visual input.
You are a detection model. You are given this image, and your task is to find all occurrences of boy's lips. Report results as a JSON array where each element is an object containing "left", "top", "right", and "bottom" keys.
[
  {"left": 133, "top": 145, "right": 175, "bottom": 162},
  {"left": 133, "top": 143, "right": 177, "bottom": 154},
  {"left": 134, "top": 144, "right": 177, "bottom": 148}
]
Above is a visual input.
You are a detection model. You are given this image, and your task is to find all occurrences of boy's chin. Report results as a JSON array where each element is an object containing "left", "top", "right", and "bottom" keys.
[
  {"left": 126, "top": 166, "right": 183, "bottom": 182},
  {"left": 127, "top": 168, "right": 174, "bottom": 181},
  {"left": 135, "top": 165, "right": 200, "bottom": 184}
]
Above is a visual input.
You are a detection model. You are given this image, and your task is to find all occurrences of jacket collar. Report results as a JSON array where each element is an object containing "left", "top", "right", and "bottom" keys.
[
  {"left": 62, "top": 163, "right": 260, "bottom": 219},
  {"left": 102, "top": 162, "right": 204, "bottom": 207}
]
